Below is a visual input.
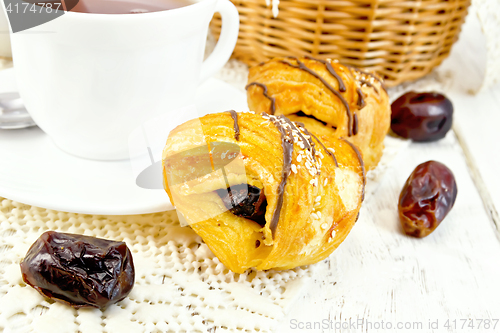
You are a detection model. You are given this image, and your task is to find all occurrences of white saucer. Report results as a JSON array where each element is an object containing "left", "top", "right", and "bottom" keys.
[{"left": 0, "top": 68, "right": 249, "bottom": 215}]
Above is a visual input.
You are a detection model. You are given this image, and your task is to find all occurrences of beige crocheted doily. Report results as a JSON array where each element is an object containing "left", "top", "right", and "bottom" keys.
[{"left": 0, "top": 199, "right": 315, "bottom": 333}]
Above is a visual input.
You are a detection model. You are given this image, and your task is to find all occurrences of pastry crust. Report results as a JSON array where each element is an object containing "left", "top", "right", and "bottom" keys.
[
  {"left": 163, "top": 111, "right": 364, "bottom": 273},
  {"left": 247, "top": 57, "right": 390, "bottom": 170}
]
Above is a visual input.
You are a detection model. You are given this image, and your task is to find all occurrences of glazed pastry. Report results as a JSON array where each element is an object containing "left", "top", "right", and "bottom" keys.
[
  {"left": 246, "top": 56, "right": 390, "bottom": 170},
  {"left": 162, "top": 111, "right": 364, "bottom": 273}
]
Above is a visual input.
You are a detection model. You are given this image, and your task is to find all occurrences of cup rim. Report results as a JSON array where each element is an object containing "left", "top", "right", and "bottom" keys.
[{"left": 62, "top": 0, "right": 212, "bottom": 19}]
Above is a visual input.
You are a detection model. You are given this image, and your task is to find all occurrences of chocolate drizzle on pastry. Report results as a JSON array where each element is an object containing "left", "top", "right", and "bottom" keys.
[
  {"left": 304, "top": 56, "right": 346, "bottom": 92},
  {"left": 352, "top": 113, "right": 359, "bottom": 136},
  {"left": 261, "top": 113, "right": 341, "bottom": 237},
  {"left": 355, "top": 69, "right": 387, "bottom": 92},
  {"left": 279, "top": 57, "right": 354, "bottom": 137},
  {"left": 356, "top": 88, "right": 366, "bottom": 109},
  {"left": 262, "top": 113, "right": 294, "bottom": 237},
  {"left": 282, "top": 116, "right": 316, "bottom": 162},
  {"left": 353, "top": 88, "right": 364, "bottom": 136},
  {"left": 245, "top": 82, "right": 276, "bottom": 115},
  {"left": 359, "top": 79, "right": 379, "bottom": 94},
  {"left": 227, "top": 110, "right": 240, "bottom": 141},
  {"left": 340, "top": 138, "right": 366, "bottom": 202},
  {"left": 348, "top": 66, "right": 383, "bottom": 93},
  {"left": 308, "top": 131, "right": 339, "bottom": 168}
]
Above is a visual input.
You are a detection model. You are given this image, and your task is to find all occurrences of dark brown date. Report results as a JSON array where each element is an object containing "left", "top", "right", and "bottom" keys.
[
  {"left": 216, "top": 184, "right": 267, "bottom": 226},
  {"left": 20, "top": 231, "right": 135, "bottom": 308},
  {"left": 391, "top": 91, "right": 453, "bottom": 142},
  {"left": 399, "top": 161, "right": 457, "bottom": 237}
]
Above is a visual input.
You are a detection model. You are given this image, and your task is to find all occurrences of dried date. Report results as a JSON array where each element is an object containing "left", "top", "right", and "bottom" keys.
[
  {"left": 391, "top": 91, "right": 453, "bottom": 142},
  {"left": 216, "top": 184, "right": 267, "bottom": 226},
  {"left": 399, "top": 161, "right": 457, "bottom": 237},
  {"left": 20, "top": 231, "right": 135, "bottom": 308}
]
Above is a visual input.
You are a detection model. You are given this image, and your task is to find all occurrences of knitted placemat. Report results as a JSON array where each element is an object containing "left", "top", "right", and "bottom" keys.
[{"left": 0, "top": 200, "right": 314, "bottom": 333}]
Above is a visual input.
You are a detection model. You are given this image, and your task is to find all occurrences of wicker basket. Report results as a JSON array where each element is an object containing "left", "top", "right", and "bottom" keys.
[{"left": 211, "top": 0, "right": 471, "bottom": 87}]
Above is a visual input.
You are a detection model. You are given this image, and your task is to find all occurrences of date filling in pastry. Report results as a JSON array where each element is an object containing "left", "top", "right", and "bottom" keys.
[{"left": 215, "top": 184, "right": 267, "bottom": 227}]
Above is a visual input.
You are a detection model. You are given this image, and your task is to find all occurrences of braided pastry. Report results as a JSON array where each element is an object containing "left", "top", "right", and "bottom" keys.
[
  {"left": 246, "top": 57, "right": 390, "bottom": 170},
  {"left": 162, "top": 111, "right": 364, "bottom": 273}
]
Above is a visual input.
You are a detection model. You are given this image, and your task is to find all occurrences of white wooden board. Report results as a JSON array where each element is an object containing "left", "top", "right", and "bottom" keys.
[{"left": 279, "top": 131, "right": 500, "bottom": 333}]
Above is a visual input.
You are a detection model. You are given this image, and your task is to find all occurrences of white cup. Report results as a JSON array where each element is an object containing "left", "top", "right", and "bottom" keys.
[{"left": 7, "top": 0, "right": 239, "bottom": 160}]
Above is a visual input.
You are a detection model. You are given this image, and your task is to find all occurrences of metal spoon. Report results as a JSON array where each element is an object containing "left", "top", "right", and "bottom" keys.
[{"left": 0, "top": 92, "right": 36, "bottom": 129}]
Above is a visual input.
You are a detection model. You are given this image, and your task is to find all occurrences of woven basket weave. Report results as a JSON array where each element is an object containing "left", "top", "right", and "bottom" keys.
[{"left": 211, "top": 0, "right": 471, "bottom": 87}]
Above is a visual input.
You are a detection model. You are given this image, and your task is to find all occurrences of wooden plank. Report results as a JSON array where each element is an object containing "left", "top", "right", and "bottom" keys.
[
  {"left": 453, "top": 123, "right": 500, "bottom": 240},
  {"left": 437, "top": 5, "right": 500, "bottom": 237}
]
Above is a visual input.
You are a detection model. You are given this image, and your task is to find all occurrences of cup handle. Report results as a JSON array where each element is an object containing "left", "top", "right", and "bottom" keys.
[{"left": 199, "top": 0, "right": 239, "bottom": 83}]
